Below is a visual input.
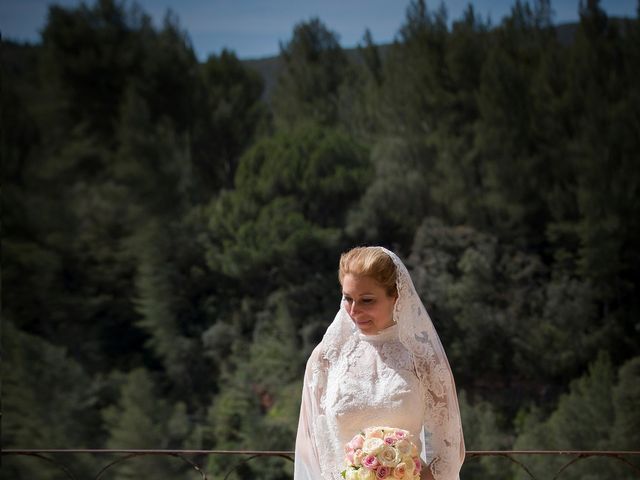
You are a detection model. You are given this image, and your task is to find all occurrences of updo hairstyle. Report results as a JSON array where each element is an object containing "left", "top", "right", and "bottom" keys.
[{"left": 338, "top": 246, "right": 398, "bottom": 297}]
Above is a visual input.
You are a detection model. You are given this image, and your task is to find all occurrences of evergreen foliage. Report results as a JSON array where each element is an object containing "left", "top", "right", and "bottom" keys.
[
  {"left": 271, "top": 18, "right": 348, "bottom": 127},
  {"left": 513, "top": 354, "right": 640, "bottom": 479},
  {"left": 3, "top": 0, "right": 639, "bottom": 479},
  {"left": 2, "top": 321, "right": 98, "bottom": 478},
  {"left": 103, "top": 368, "right": 194, "bottom": 478}
]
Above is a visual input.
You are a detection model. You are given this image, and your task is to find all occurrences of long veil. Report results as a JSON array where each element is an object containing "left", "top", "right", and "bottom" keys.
[{"left": 383, "top": 247, "right": 465, "bottom": 478}]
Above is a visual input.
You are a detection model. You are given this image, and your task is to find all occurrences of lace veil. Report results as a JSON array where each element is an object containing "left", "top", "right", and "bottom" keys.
[{"left": 294, "top": 247, "right": 465, "bottom": 479}]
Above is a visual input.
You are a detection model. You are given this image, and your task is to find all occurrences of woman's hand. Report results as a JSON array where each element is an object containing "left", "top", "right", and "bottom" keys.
[{"left": 420, "top": 460, "right": 435, "bottom": 480}]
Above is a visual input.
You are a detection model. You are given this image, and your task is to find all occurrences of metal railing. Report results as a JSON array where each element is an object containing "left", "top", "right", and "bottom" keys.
[{"left": 2, "top": 448, "right": 639, "bottom": 479}]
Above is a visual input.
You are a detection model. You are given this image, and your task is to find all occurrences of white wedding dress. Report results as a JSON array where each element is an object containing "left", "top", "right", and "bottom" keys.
[{"left": 294, "top": 248, "right": 465, "bottom": 479}]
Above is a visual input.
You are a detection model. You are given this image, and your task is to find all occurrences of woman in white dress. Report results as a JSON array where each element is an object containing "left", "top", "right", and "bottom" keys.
[{"left": 294, "top": 246, "right": 465, "bottom": 479}]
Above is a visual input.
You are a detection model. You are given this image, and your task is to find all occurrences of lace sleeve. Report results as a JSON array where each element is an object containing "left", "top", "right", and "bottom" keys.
[{"left": 294, "top": 343, "right": 328, "bottom": 479}]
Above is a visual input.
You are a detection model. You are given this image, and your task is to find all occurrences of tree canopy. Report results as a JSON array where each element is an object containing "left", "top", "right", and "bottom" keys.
[{"left": 3, "top": 0, "right": 639, "bottom": 478}]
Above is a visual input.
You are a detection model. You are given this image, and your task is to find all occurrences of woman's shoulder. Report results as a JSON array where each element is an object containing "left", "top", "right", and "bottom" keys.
[
  {"left": 305, "top": 341, "right": 328, "bottom": 368},
  {"left": 309, "top": 341, "right": 325, "bottom": 359},
  {"left": 306, "top": 334, "right": 349, "bottom": 369},
  {"left": 302, "top": 341, "right": 331, "bottom": 389}
]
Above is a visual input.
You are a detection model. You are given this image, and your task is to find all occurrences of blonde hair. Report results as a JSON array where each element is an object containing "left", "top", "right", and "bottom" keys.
[{"left": 338, "top": 246, "right": 398, "bottom": 297}]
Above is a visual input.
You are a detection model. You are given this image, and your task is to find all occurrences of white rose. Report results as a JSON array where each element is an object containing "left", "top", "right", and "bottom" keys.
[
  {"left": 402, "top": 457, "right": 415, "bottom": 475},
  {"left": 379, "top": 445, "right": 400, "bottom": 467},
  {"left": 362, "top": 437, "right": 384, "bottom": 455},
  {"left": 392, "top": 462, "right": 408, "bottom": 479},
  {"left": 365, "top": 427, "right": 386, "bottom": 439},
  {"left": 357, "top": 468, "right": 376, "bottom": 480},
  {"left": 395, "top": 439, "right": 413, "bottom": 456},
  {"left": 345, "top": 468, "right": 359, "bottom": 480}
]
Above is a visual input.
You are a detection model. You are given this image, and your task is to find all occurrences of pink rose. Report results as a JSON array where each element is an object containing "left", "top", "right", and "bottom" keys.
[
  {"left": 384, "top": 435, "right": 397, "bottom": 446},
  {"left": 346, "top": 449, "right": 355, "bottom": 464},
  {"left": 394, "top": 430, "right": 408, "bottom": 440},
  {"left": 376, "top": 466, "right": 390, "bottom": 478},
  {"left": 350, "top": 434, "right": 365, "bottom": 450},
  {"left": 413, "top": 457, "right": 422, "bottom": 473},
  {"left": 362, "top": 454, "right": 379, "bottom": 470}
]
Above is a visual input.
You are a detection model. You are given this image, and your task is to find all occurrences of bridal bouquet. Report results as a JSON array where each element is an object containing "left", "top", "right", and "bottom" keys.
[{"left": 341, "top": 426, "right": 421, "bottom": 479}]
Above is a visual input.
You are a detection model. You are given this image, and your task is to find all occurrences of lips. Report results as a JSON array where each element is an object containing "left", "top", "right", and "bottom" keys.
[
  {"left": 354, "top": 319, "right": 372, "bottom": 327},
  {"left": 346, "top": 311, "right": 373, "bottom": 328}
]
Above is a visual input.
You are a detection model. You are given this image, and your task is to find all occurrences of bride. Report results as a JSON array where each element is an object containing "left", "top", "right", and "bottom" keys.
[{"left": 294, "top": 246, "right": 465, "bottom": 479}]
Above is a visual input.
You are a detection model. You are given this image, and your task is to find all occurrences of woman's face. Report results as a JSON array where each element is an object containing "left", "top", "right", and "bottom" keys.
[{"left": 341, "top": 273, "right": 397, "bottom": 335}]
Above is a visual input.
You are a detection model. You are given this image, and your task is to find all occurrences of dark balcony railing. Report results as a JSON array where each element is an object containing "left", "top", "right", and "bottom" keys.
[{"left": 2, "top": 449, "right": 639, "bottom": 479}]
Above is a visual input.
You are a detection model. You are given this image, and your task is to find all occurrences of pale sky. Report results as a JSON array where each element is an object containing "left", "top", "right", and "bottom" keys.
[{"left": 1, "top": 0, "right": 637, "bottom": 60}]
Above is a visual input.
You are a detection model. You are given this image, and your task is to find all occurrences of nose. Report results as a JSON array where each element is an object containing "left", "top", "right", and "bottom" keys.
[{"left": 348, "top": 300, "right": 359, "bottom": 316}]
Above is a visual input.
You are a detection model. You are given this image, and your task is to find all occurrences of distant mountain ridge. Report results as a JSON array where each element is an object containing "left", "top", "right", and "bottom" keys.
[
  {"left": 241, "top": 19, "right": 633, "bottom": 101},
  {"left": 4, "top": 19, "right": 630, "bottom": 103}
]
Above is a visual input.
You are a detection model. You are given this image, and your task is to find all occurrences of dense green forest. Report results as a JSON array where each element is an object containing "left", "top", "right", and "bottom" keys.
[{"left": 3, "top": 0, "right": 639, "bottom": 478}]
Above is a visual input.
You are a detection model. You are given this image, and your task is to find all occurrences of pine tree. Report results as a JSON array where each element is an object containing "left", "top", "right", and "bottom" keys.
[
  {"left": 194, "top": 49, "right": 266, "bottom": 190},
  {"left": 513, "top": 354, "right": 618, "bottom": 479},
  {"left": 271, "top": 18, "right": 348, "bottom": 127},
  {"left": 103, "top": 368, "right": 193, "bottom": 480},
  {"left": 2, "top": 321, "right": 98, "bottom": 479}
]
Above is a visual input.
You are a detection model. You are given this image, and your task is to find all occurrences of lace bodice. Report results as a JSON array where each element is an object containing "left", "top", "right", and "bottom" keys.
[
  {"left": 326, "top": 325, "right": 424, "bottom": 463},
  {"left": 297, "top": 324, "right": 431, "bottom": 479}
]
